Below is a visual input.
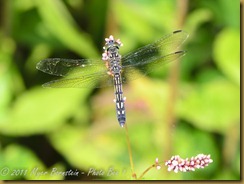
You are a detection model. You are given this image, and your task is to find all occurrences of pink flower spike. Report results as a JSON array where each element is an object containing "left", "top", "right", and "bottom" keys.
[
  {"left": 156, "top": 165, "right": 161, "bottom": 170},
  {"left": 155, "top": 158, "right": 159, "bottom": 163},
  {"left": 172, "top": 160, "right": 178, "bottom": 166},
  {"left": 174, "top": 167, "right": 179, "bottom": 173},
  {"left": 165, "top": 154, "right": 213, "bottom": 173},
  {"left": 155, "top": 158, "right": 161, "bottom": 170}
]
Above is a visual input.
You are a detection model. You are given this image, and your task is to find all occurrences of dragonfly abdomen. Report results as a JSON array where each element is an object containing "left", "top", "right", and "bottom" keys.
[{"left": 113, "top": 73, "right": 126, "bottom": 127}]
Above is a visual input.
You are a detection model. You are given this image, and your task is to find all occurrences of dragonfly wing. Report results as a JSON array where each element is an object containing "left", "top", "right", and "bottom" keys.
[
  {"left": 121, "top": 51, "right": 186, "bottom": 83},
  {"left": 37, "top": 58, "right": 114, "bottom": 88},
  {"left": 36, "top": 58, "right": 106, "bottom": 76},
  {"left": 42, "top": 72, "right": 114, "bottom": 88},
  {"left": 121, "top": 30, "right": 189, "bottom": 67}
]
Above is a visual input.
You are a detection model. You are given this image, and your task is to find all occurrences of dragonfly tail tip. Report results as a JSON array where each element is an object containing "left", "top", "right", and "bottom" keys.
[{"left": 120, "top": 122, "right": 126, "bottom": 128}]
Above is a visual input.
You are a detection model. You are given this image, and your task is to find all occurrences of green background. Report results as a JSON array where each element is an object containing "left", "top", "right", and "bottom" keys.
[{"left": 0, "top": 0, "right": 240, "bottom": 180}]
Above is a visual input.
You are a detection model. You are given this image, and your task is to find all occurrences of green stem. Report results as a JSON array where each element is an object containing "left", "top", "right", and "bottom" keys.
[{"left": 124, "top": 124, "right": 137, "bottom": 179}]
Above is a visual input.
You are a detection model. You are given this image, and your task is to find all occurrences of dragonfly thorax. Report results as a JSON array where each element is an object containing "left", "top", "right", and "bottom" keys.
[
  {"left": 107, "top": 47, "right": 120, "bottom": 58},
  {"left": 108, "top": 59, "right": 122, "bottom": 74},
  {"left": 102, "top": 35, "right": 123, "bottom": 75}
]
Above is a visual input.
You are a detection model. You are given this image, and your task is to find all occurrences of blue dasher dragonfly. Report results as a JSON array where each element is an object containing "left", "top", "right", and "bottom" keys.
[{"left": 36, "top": 30, "right": 189, "bottom": 127}]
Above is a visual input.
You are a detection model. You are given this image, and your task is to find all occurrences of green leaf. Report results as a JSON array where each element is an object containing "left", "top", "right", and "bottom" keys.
[
  {"left": 0, "top": 88, "right": 91, "bottom": 135},
  {"left": 47, "top": 124, "right": 131, "bottom": 179},
  {"left": 0, "top": 144, "right": 45, "bottom": 180},
  {"left": 0, "top": 144, "right": 65, "bottom": 180},
  {"left": 34, "top": 0, "right": 99, "bottom": 58},
  {"left": 213, "top": 28, "right": 240, "bottom": 85},
  {"left": 114, "top": 0, "right": 176, "bottom": 46},
  {"left": 185, "top": 8, "right": 213, "bottom": 34},
  {"left": 177, "top": 79, "right": 240, "bottom": 134},
  {"left": 0, "top": 67, "right": 12, "bottom": 119}
]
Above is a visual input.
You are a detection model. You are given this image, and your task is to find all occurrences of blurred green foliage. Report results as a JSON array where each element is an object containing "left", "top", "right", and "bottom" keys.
[{"left": 0, "top": 0, "right": 240, "bottom": 180}]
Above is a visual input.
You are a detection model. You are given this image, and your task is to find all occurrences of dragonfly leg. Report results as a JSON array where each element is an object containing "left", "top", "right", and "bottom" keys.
[{"left": 107, "top": 71, "right": 113, "bottom": 76}]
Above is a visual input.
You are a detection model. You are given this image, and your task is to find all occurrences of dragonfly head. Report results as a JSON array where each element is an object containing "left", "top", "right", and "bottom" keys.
[
  {"left": 102, "top": 35, "right": 123, "bottom": 61},
  {"left": 103, "top": 35, "right": 123, "bottom": 50}
]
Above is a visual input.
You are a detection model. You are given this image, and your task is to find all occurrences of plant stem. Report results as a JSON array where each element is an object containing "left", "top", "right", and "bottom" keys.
[
  {"left": 138, "top": 160, "right": 164, "bottom": 179},
  {"left": 163, "top": 0, "right": 188, "bottom": 162},
  {"left": 138, "top": 164, "right": 155, "bottom": 180},
  {"left": 124, "top": 123, "right": 137, "bottom": 179}
]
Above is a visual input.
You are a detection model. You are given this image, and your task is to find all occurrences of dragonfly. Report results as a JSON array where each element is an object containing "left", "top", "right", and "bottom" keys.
[{"left": 36, "top": 30, "right": 189, "bottom": 127}]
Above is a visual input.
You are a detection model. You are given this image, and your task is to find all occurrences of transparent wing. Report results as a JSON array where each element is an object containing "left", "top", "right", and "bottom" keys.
[
  {"left": 36, "top": 30, "right": 188, "bottom": 88},
  {"left": 36, "top": 58, "right": 113, "bottom": 88},
  {"left": 36, "top": 58, "right": 106, "bottom": 76},
  {"left": 42, "top": 72, "right": 113, "bottom": 88},
  {"left": 121, "top": 30, "right": 189, "bottom": 67},
  {"left": 121, "top": 51, "right": 186, "bottom": 83}
]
